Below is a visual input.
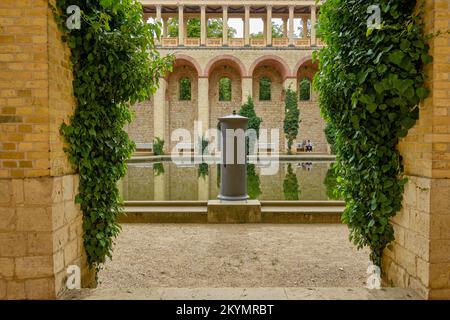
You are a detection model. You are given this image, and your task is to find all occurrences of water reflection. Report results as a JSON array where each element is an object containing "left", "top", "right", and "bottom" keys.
[
  {"left": 283, "top": 163, "right": 300, "bottom": 200},
  {"left": 120, "top": 161, "right": 340, "bottom": 201},
  {"left": 247, "top": 164, "right": 261, "bottom": 200}
]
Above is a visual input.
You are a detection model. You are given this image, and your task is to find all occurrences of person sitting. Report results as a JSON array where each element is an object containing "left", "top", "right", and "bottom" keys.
[{"left": 306, "top": 140, "right": 313, "bottom": 152}]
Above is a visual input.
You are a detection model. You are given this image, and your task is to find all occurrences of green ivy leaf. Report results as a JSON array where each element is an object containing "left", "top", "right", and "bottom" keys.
[
  {"left": 416, "top": 87, "right": 429, "bottom": 99},
  {"left": 388, "top": 50, "right": 405, "bottom": 66},
  {"left": 401, "top": 117, "right": 416, "bottom": 129}
]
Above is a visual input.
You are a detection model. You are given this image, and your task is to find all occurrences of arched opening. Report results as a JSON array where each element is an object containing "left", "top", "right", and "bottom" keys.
[
  {"left": 167, "top": 58, "right": 199, "bottom": 150},
  {"left": 249, "top": 56, "right": 289, "bottom": 151},
  {"left": 259, "top": 76, "right": 271, "bottom": 101},
  {"left": 295, "top": 58, "right": 318, "bottom": 103},
  {"left": 219, "top": 77, "right": 232, "bottom": 101},
  {"left": 298, "top": 78, "right": 311, "bottom": 101},
  {"left": 207, "top": 58, "right": 243, "bottom": 129},
  {"left": 179, "top": 77, "right": 191, "bottom": 101}
]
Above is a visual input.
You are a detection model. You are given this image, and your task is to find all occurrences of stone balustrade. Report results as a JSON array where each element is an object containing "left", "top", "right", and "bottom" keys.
[{"left": 142, "top": 1, "right": 323, "bottom": 48}]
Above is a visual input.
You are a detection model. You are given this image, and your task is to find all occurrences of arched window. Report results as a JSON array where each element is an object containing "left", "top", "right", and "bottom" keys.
[
  {"left": 259, "top": 76, "right": 271, "bottom": 101},
  {"left": 299, "top": 78, "right": 311, "bottom": 101},
  {"left": 219, "top": 77, "right": 232, "bottom": 101},
  {"left": 179, "top": 77, "right": 191, "bottom": 101}
]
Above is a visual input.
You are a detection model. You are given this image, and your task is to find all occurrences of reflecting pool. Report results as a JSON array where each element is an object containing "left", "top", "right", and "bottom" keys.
[{"left": 120, "top": 161, "right": 340, "bottom": 201}]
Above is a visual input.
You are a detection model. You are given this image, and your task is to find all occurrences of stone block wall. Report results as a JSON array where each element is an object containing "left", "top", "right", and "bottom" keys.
[
  {"left": 0, "top": 0, "right": 92, "bottom": 299},
  {"left": 0, "top": 175, "right": 87, "bottom": 299},
  {"left": 382, "top": 0, "right": 450, "bottom": 300}
]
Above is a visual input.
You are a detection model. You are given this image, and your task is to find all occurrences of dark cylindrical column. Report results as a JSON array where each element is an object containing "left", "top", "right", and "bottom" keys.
[{"left": 218, "top": 112, "right": 248, "bottom": 201}]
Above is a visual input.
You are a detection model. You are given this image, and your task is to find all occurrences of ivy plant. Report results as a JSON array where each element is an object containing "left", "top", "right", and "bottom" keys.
[
  {"left": 52, "top": 0, "right": 173, "bottom": 269},
  {"left": 315, "top": 0, "right": 432, "bottom": 266},
  {"left": 239, "top": 96, "right": 262, "bottom": 155}
]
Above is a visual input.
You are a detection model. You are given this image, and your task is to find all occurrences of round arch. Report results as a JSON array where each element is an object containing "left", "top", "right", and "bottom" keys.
[
  {"left": 294, "top": 56, "right": 319, "bottom": 80},
  {"left": 172, "top": 54, "right": 202, "bottom": 76},
  {"left": 204, "top": 54, "right": 247, "bottom": 77},
  {"left": 248, "top": 55, "right": 291, "bottom": 80}
]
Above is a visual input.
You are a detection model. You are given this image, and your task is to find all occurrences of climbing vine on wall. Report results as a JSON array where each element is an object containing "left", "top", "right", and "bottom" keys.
[
  {"left": 315, "top": 0, "right": 432, "bottom": 266},
  {"left": 52, "top": 0, "right": 173, "bottom": 269}
]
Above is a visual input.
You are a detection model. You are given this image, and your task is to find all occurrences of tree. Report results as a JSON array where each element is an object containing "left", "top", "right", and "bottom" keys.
[
  {"left": 283, "top": 88, "right": 300, "bottom": 153},
  {"left": 247, "top": 164, "right": 261, "bottom": 199},
  {"left": 239, "top": 96, "right": 262, "bottom": 155},
  {"left": 168, "top": 18, "right": 236, "bottom": 38},
  {"left": 251, "top": 24, "right": 285, "bottom": 39}
]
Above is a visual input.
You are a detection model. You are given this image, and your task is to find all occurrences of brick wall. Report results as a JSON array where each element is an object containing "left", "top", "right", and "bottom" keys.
[
  {"left": 168, "top": 64, "right": 198, "bottom": 150},
  {"left": 297, "top": 92, "right": 328, "bottom": 153},
  {"left": 0, "top": 0, "right": 92, "bottom": 299},
  {"left": 253, "top": 65, "right": 285, "bottom": 151},
  {"left": 126, "top": 99, "right": 154, "bottom": 144}
]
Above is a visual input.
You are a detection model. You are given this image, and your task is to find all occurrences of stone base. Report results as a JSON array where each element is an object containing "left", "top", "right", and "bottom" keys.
[
  {"left": 207, "top": 200, "right": 261, "bottom": 223},
  {"left": 0, "top": 174, "right": 93, "bottom": 299},
  {"left": 381, "top": 175, "right": 450, "bottom": 300}
]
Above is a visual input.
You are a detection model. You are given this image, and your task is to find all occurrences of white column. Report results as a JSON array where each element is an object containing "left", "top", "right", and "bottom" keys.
[
  {"left": 241, "top": 77, "right": 253, "bottom": 104},
  {"left": 222, "top": 5, "right": 228, "bottom": 46},
  {"left": 311, "top": 5, "right": 316, "bottom": 46},
  {"left": 288, "top": 6, "right": 294, "bottom": 46},
  {"left": 200, "top": 5, "right": 206, "bottom": 46},
  {"left": 282, "top": 17, "right": 288, "bottom": 37},
  {"left": 155, "top": 5, "right": 162, "bottom": 45},
  {"left": 156, "top": 5, "right": 162, "bottom": 22},
  {"left": 198, "top": 77, "right": 209, "bottom": 134},
  {"left": 262, "top": 17, "right": 267, "bottom": 40},
  {"left": 266, "top": 5, "right": 272, "bottom": 46},
  {"left": 244, "top": 5, "right": 250, "bottom": 46},
  {"left": 154, "top": 78, "right": 167, "bottom": 142},
  {"left": 178, "top": 5, "right": 184, "bottom": 45},
  {"left": 302, "top": 17, "right": 308, "bottom": 39},
  {"left": 162, "top": 17, "right": 168, "bottom": 37}
]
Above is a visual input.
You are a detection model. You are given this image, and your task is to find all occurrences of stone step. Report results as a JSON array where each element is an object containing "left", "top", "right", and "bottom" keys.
[
  {"left": 120, "top": 202, "right": 343, "bottom": 224},
  {"left": 62, "top": 287, "right": 422, "bottom": 300}
]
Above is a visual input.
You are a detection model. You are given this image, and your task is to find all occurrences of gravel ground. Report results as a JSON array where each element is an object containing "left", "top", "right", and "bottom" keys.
[{"left": 98, "top": 224, "right": 371, "bottom": 289}]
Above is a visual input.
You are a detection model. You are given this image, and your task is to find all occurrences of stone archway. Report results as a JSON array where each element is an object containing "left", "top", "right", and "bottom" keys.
[
  {"left": 207, "top": 57, "right": 244, "bottom": 129},
  {"left": 166, "top": 59, "right": 200, "bottom": 150},
  {"left": 250, "top": 56, "right": 290, "bottom": 152}
]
